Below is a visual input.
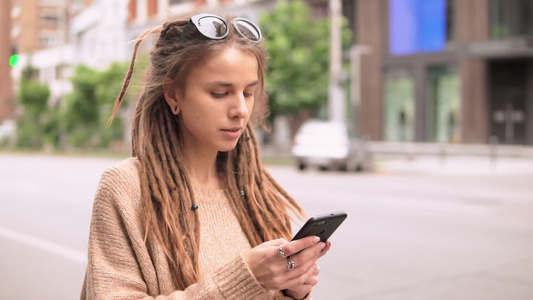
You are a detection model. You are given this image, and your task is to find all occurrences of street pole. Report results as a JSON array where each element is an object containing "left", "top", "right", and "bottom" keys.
[
  {"left": 350, "top": 45, "right": 371, "bottom": 135},
  {"left": 58, "top": 0, "right": 69, "bottom": 151},
  {"left": 328, "top": 0, "right": 343, "bottom": 122}
]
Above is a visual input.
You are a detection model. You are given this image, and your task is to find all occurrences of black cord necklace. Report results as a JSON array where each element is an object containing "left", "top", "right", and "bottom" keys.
[{"left": 190, "top": 190, "right": 246, "bottom": 211}]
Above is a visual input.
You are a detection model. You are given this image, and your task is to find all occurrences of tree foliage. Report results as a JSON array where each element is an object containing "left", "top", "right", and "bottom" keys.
[
  {"left": 16, "top": 64, "right": 51, "bottom": 148},
  {"left": 12, "top": 54, "right": 146, "bottom": 151},
  {"left": 64, "top": 62, "right": 130, "bottom": 148},
  {"left": 259, "top": 0, "right": 352, "bottom": 134},
  {"left": 19, "top": 81, "right": 50, "bottom": 115}
]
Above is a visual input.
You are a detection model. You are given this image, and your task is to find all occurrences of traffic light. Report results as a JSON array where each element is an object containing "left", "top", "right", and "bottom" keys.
[
  {"left": 9, "top": 46, "right": 19, "bottom": 67},
  {"left": 9, "top": 54, "right": 20, "bottom": 67}
]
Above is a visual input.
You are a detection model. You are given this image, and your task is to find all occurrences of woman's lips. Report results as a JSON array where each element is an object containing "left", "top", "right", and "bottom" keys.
[{"left": 221, "top": 127, "right": 242, "bottom": 139}]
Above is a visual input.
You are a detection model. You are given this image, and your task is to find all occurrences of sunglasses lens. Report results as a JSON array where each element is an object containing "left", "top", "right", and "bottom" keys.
[
  {"left": 189, "top": 14, "right": 262, "bottom": 43},
  {"left": 196, "top": 16, "right": 228, "bottom": 39},
  {"left": 233, "top": 20, "right": 262, "bottom": 42}
]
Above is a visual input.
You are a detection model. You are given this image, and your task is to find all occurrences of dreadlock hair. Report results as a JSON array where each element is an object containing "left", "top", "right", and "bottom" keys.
[{"left": 108, "top": 14, "right": 305, "bottom": 289}]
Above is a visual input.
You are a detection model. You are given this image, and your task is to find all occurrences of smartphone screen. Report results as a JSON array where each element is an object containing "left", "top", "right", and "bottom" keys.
[{"left": 292, "top": 211, "right": 347, "bottom": 242}]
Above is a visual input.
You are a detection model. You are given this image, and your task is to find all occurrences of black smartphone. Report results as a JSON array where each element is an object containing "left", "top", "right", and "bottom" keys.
[{"left": 292, "top": 211, "right": 347, "bottom": 242}]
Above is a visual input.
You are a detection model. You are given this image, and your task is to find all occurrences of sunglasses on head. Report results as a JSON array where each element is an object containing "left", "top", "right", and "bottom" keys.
[{"left": 183, "top": 13, "right": 262, "bottom": 43}]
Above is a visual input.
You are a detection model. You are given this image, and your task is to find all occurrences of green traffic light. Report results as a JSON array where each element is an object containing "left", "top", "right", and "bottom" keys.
[{"left": 9, "top": 54, "right": 20, "bottom": 67}]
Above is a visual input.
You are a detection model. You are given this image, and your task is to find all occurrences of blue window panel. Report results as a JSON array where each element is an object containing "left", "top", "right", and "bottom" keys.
[
  {"left": 419, "top": 0, "right": 446, "bottom": 52},
  {"left": 390, "top": 0, "right": 446, "bottom": 55}
]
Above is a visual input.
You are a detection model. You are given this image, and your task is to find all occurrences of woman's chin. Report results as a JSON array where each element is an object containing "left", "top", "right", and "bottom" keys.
[{"left": 218, "top": 142, "right": 239, "bottom": 152}]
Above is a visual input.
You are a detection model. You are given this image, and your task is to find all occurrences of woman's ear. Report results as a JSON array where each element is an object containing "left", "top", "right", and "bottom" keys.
[{"left": 163, "top": 83, "right": 181, "bottom": 115}]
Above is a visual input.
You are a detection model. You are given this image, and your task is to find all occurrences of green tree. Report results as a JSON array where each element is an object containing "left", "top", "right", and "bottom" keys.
[
  {"left": 16, "top": 64, "right": 51, "bottom": 148},
  {"left": 42, "top": 103, "right": 62, "bottom": 149},
  {"left": 95, "top": 62, "right": 130, "bottom": 147},
  {"left": 65, "top": 61, "right": 136, "bottom": 149},
  {"left": 64, "top": 65, "right": 100, "bottom": 148},
  {"left": 259, "top": 0, "right": 352, "bottom": 136}
]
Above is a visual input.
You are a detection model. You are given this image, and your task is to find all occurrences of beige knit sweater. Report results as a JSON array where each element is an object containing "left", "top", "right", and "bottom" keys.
[{"left": 80, "top": 158, "right": 301, "bottom": 300}]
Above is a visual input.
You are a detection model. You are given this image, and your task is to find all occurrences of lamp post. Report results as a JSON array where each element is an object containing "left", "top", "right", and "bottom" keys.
[
  {"left": 350, "top": 44, "right": 371, "bottom": 135},
  {"left": 328, "top": 0, "right": 343, "bottom": 122}
]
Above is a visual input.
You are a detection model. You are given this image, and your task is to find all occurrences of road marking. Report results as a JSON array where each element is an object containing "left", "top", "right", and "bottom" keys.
[{"left": 0, "top": 226, "right": 87, "bottom": 264}]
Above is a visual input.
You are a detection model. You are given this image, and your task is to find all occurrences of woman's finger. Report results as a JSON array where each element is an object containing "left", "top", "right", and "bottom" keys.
[
  {"left": 281, "top": 236, "right": 321, "bottom": 257},
  {"left": 318, "top": 240, "right": 331, "bottom": 259},
  {"left": 282, "top": 262, "right": 320, "bottom": 290},
  {"left": 313, "top": 264, "right": 320, "bottom": 276},
  {"left": 285, "top": 241, "right": 325, "bottom": 272},
  {"left": 261, "top": 238, "right": 288, "bottom": 249}
]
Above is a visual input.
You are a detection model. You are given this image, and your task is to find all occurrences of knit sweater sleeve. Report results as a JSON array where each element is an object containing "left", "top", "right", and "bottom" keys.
[{"left": 81, "top": 159, "right": 272, "bottom": 300}]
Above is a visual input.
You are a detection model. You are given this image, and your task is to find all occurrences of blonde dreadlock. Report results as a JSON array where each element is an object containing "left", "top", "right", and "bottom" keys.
[{"left": 108, "top": 15, "right": 304, "bottom": 289}]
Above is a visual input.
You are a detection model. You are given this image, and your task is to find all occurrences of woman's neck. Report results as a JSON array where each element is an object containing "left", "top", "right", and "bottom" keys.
[{"left": 182, "top": 151, "right": 224, "bottom": 189}]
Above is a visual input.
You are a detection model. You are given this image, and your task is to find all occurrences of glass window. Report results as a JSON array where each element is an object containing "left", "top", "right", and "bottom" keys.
[
  {"left": 491, "top": 0, "right": 533, "bottom": 39},
  {"left": 39, "top": 34, "right": 62, "bottom": 47},
  {"left": 389, "top": 0, "right": 447, "bottom": 55},
  {"left": 383, "top": 69, "right": 415, "bottom": 142},
  {"left": 40, "top": 0, "right": 65, "bottom": 5},
  {"left": 426, "top": 66, "right": 460, "bottom": 143},
  {"left": 41, "top": 14, "right": 58, "bottom": 27},
  {"left": 169, "top": 0, "right": 188, "bottom": 4},
  {"left": 445, "top": 0, "right": 455, "bottom": 42}
]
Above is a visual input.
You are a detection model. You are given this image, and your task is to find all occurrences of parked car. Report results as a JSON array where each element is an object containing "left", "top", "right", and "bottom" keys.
[{"left": 291, "top": 119, "right": 373, "bottom": 172}]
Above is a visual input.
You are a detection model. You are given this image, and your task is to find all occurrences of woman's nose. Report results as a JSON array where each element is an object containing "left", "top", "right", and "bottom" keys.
[{"left": 229, "top": 94, "right": 249, "bottom": 118}]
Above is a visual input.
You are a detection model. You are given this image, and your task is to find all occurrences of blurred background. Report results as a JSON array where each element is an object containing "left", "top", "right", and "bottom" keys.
[{"left": 1, "top": 0, "right": 533, "bottom": 299}]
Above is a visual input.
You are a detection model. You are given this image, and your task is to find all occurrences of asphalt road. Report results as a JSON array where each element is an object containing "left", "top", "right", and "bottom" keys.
[{"left": 1, "top": 153, "right": 533, "bottom": 299}]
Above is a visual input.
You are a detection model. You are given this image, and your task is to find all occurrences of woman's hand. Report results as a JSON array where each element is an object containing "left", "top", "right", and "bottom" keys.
[
  {"left": 283, "top": 240, "right": 331, "bottom": 299},
  {"left": 243, "top": 236, "right": 332, "bottom": 298}
]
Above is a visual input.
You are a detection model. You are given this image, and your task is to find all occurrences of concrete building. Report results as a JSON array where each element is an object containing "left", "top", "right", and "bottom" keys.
[
  {"left": 3, "top": 0, "right": 82, "bottom": 121},
  {"left": 0, "top": 0, "right": 13, "bottom": 123},
  {"left": 70, "top": 0, "right": 130, "bottom": 69},
  {"left": 352, "top": 0, "right": 533, "bottom": 145},
  {"left": 13, "top": 0, "right": 74, "bottom": 54},
  {"left": 10, "top": 0, "right": 83, "bottom": 108}
]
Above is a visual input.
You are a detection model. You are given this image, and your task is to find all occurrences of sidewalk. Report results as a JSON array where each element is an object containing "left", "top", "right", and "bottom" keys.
[
  {"left": 368, "top": 141, "right": 533, "bottom": 159},
  {"left": 260, "top": 141, "right": 533, "bottom": 176},
  {"left": 374, "top": 155, "right": 533, "bottom": 176},
  {"left": 370, "top": 142, "right": 533, "bottom": 176},
  {"left": 368, "top": 142, "right": 533, "bottom": 176}
]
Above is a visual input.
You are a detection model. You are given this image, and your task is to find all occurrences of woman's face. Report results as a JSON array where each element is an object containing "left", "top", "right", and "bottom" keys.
[{"left": 175, "top": 46, "right": 259, "bottom": 156}]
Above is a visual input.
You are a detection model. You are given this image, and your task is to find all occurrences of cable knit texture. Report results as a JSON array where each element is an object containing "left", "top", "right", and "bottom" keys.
[{"left": 80, "top": 157, "right": 306, "bottom": 300}]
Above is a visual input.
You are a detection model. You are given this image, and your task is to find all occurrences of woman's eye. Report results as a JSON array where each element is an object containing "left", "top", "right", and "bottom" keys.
[
  {"left": 244, "top": 90, "right": 255, "bottom": 98},
  {"left": 211, "top": 92, "right": 227, "bottom": 98}
]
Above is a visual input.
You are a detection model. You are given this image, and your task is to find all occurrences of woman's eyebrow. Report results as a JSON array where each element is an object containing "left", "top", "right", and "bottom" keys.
[{"left": 207, "top": 80, "right": 260, "bottom": 87}]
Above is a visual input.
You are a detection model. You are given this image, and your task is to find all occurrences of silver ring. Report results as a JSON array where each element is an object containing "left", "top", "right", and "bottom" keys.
[
  {"left": 278, "top": 245, "right": 286, "bottom": 257},
  {"left": 287, "top": 258, "right": 296, "bottom": 270}
]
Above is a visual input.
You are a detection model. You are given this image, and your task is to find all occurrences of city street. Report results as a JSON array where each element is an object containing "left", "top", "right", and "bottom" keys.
[{"left": 1, "top": 153, "right": 533, "bottom": 299}]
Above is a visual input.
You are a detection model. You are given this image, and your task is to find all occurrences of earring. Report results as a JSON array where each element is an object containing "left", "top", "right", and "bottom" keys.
[{"left": 172, "top": 105, "right": 180, "bottom": 115}]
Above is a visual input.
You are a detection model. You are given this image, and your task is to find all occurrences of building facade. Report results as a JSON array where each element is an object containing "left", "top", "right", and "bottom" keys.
[
  {"left": 70, "top": 0, "right": 130, "bottom": 69},
  {"left": 2, "top": 0, "right": 84, "bottom": 123},
  {"left": 10, "top": 0, "right": 531, "bottom": 146},
  {"left": 13, "top": 0, "right": 75, "bottom": 54},
  {"left": 354, "top": 0, "right": 533, "bottom": 145},
  {"left": 0, "top": 0, "right": 13, "bottom": 123}
]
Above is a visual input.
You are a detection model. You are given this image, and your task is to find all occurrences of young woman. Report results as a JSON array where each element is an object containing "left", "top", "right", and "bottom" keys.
[{"left": 80, "top": 13, "right": 331, "bottom": 300}]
